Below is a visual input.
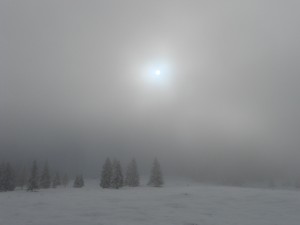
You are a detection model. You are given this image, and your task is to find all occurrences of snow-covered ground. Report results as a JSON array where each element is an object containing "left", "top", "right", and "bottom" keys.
[{"left": 0, "top": 179, "right": 300, "bottom": 225}]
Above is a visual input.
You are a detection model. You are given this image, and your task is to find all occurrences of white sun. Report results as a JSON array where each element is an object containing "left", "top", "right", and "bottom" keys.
[{"left": 140, "top": 62, "right": 171, "bottom": 87}]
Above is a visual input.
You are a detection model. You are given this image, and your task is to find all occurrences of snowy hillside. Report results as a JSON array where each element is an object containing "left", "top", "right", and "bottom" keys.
[{"left": 0, "top": 179, "right": 300, "bottom": 225}]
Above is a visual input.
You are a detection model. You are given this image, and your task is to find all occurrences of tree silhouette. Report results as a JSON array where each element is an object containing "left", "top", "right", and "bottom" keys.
[{"left": 148, "top": 158, "right": 164, "bottom": 187}]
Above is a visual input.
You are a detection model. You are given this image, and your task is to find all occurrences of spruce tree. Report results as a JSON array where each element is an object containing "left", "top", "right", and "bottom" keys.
[
  {"left": 148, "top": 158, "right": 164, "bottom": 187},
  {"left": 6, "top": 163, "right": 16, "bottom": 191},
  {"left": 79, "top": 175, "right": 84, "bottom": 187},
  {"left": 0, "top": 163, "right": 4, "bottom": 191},
  {"left": 40, "top": 162, "right": 51, "bottom": 189},
  {"left": 52, "top": 172, "right": 61, "bottom": 188},
  {"left": 62, "top": 173, "right": 69, "bottom": 187},
  {"left": 73, "top": 176, "right": 79, "bottom": 187},
  {"left": 73, "top": 175, "right": 84, "bottom": 188},
  {"left": 2, "top": 163, "right": 16, "bottom": 191},
  {"left": 125, "top": 158, "right": 139, "bottom": 187},
  {"left": 27, "top": 160, "right": 39, "bottom": 191},
  {"left": 111, "top": 160, "right": 123, "bottom": 189},
  {"left": 100, "top": 158, "right": 112, "bottom": 188},
  {"left": 17, "top": 167, "right": 27, "bottom": 189}
]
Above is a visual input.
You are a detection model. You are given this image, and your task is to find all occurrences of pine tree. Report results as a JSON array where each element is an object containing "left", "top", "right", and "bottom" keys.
[
  {"left": 62, "top": 173, "right": 69, "bottom": 187},
  {"left": 27, "top": 160, "right": 39, "bottom": 191},
  {"left": 39, "top": 162, "right": 51, "bottom": 189},
  {"left": 73, "top": 175, "right": 84, "bottom": 188},
  {"left": 0, "top": 163, "right": 4, "bottom": 191},
  {"left": 79, "top": 175, "right": 84, "bottom": 187},
  {"left": 2, "top": 163, "right": 16, "bottom": 191},
  {"left": 148, "top": 158, "right": 164, "bottom": 187},
  {"left": 7, "top": 163, "right": 16, "bottom": 191},
  {"left": 125, "top": 158, "right": 139, "bottom": 187},
  {"left": 111, "top": 160, "right": 123, "bottom": 189},
  {"left": 73, "top": 176, "right": 79, "bottom": 187},
  {"left": 52, "top": 172, "right": 61, "bottom": 188},
  {"left": 100, "top": 158, "right": 112, "bottom": 188},
  {"left": 17, "top": 167, "right": 27, "bottom": 189}
]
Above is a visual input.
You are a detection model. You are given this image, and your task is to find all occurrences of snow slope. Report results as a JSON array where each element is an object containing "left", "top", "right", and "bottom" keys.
[{"left": 0, "top": 179, "right": 299, "bottom": 225}]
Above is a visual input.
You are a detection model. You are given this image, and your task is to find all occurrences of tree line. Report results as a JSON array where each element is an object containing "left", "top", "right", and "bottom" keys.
[
  {"left": 99, "top": 157, "right": 163, "bottom": 189},
  {"left": 0, "top": 157, "right": 163, "bottom": 192}
]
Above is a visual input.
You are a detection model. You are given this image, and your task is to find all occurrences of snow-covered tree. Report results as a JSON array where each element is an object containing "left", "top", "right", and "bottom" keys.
[
  {"left": 73, "top": 175, "right": 84, "bottom": 188},
  {"left": 0, "top": 163, "right": 4, "bottom": 191},
  {"left": 39, "top": 162, "right": 51, "bottom": 189},
  {"left": 79, "top": 175, "right": 84, "bottom": 187},
  {"left": 62, "top": 173, "right": 69, "bottom": 187},
  {"left": 148, "top": 158, "right": 164, "bottom": 187},
  {"left": 16, "top": 167, "right": 27, "bottom": 189},
  {"left": 125, "top": 158, "right": 139, "bottom": 187},
  {"left": 52, "top": 172, "right": 61, "bottom": 188},
  {"left": 1, "top": 163, "right": 16, "bottom": 191},
  {"left": 73, "top": 176, "right": 79, "bottom": 187},
  {"left": 111, "top": 160, "right": 123, "bottom": 189},
  {"left": 100, "top": 158, "right": 112, "bottom": 188},
  {"left": 27, "top": 160, "right": 39, "bottom": 191}
]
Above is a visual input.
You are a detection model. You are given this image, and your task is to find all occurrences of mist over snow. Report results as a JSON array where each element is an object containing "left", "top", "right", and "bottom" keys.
[
  {"left": 1, "top": 0, "right": 300, "bottom": 183},
  {"left": 1, "top": 1, "right": 300, "bottom": 225}
]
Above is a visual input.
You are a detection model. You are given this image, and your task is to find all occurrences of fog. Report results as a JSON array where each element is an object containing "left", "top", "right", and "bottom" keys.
[{"left": 1, "top": 0, "right": 300, "bottom": 183}]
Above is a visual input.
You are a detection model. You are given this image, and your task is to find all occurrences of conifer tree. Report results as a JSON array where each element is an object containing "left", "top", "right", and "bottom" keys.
[
  {"left": 125, "top": 158, "right": 139, "bottom": 187},
  {"left": 73, "top": 176, "right": 79, "bottom": 187},
  {"left": 79, "top": 175, "right": 84, "bottom": 187},
  {"left": 17, "top": 167, "right": 27, "bottom": 189},
  {"left": 111, "top": 160, "right": 123, "bottom": 189},
  {"left": 27, "top": 160, "right": 39, "bottom": 191},
  {"left": 148, "top": 158, "right": 164, "bottom": 187},
  {"left": 40, "top": 162, "right": 51, "bottom": 189},
  {"left": 2, "top": 163, "right": 16, "bottom": 191},
  {"left": 0, "top": 163, "right": 4, "bottom": 191},
  {"left": 52, "top": 172, "right": 61, "bottom": 188},
  {"left": 100, "top": 158, "right": 112, "bottom": 188},
  {"left": 73, "top": 175, "right": 84, "bottom": 188},
  {"left": 62, "top": 173, "right": 69, "bottom": 187}
]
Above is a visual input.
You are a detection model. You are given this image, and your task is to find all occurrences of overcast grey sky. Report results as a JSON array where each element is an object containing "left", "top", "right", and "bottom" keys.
[{"left": 1, "top": 0, "right": 300, "bottom": 178}]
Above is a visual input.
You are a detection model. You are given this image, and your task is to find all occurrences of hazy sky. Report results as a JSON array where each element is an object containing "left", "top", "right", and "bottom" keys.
[{"left": 1, "top": 0, "right": 300, "bottom": 177}]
